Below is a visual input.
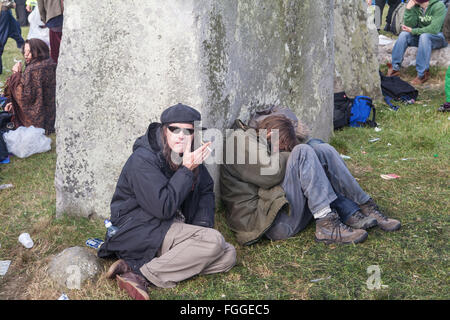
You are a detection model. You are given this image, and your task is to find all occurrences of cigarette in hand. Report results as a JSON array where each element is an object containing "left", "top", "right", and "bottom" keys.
[{"left": 202, "top": 140, "right": 212, "bottom": 152}]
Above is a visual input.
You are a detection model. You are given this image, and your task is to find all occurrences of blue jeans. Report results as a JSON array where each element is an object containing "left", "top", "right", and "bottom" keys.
[
  {"left": 392, "top": 31, "right": 448, "bottom": 77},
  {"left": 264, "top": 140, "right": 370, "bottom": 241}
]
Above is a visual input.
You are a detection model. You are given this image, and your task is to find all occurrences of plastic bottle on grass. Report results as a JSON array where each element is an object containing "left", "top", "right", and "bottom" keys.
[{"left": 104, "top": 220, "right": 118, "bottom": 238}]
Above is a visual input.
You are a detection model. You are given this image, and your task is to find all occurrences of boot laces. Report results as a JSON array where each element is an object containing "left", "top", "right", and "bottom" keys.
[
  {"left": 330, "top": 213, "right": 352, "bottom": 240},
  {"left": 368, "top": 202, "right": 388, "bottom": 221}
]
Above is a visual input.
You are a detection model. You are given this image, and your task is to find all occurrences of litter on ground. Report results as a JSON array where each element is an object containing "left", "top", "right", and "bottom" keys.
[
  {"left": 310, "top": 276, "right": 332, "bottom": 283},
  {"left": 0, "top": 260, "right": 11, "bottom": 276},
  {"left": 380, "top": 174, "right": 401, "bottom": 180}
]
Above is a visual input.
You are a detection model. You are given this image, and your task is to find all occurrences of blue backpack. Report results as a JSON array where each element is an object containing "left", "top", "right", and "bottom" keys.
[{"left": 349, "top": 96, "right": 377, "bottom": 128}]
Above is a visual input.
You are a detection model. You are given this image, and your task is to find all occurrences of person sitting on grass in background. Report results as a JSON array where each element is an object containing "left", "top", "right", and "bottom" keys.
[
  {"left": 221, "top": 112, "right": 401, "bottom": 247},
  {"left": 438, "top": 5, "right": 450, "bottom": 111},
  {"left": 3, "top": 38, "right": 56, "bottom": 134},
  {"left": 98, "top": 103, "right": 236, "bottom": 300},
  {"left": 387, "top": 0, "right": 448, "bottom": 85}
]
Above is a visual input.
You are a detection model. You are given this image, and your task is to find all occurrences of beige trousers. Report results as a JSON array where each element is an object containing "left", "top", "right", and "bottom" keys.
[{"left": 140, "top": 221, "right": 236, "bottom": 288}]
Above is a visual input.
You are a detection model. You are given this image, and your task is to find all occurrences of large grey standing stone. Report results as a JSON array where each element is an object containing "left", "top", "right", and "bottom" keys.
[
  {"left": 334, "top": 0, "right": 383, "bottom": 99},
  {"left": 47, "top": 246, "right": 101, "bottom": 289},
  {"left": 55, "top": 0, "right": 334, "bottom": 218}
]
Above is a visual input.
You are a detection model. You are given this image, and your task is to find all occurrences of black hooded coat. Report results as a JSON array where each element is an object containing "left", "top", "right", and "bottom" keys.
[{"left": 98, "top": 123, "right": 215, "bottom": 272}]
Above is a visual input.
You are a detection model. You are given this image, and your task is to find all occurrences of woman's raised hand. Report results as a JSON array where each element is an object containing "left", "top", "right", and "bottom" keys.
[
  {"left": 12, "top": 62, "right": 22, "bottom": 73},
  {"left": 4, "top": 102, "right": 13, "bottom": 113}
]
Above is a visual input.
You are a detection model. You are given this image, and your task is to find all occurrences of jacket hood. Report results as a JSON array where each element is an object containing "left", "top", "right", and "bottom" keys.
[{"left": 132, "top": 122, "right": 163, "bottom": 153}]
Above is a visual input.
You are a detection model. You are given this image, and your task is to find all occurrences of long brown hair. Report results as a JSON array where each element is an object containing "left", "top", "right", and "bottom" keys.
[
  {"left": 22, "top": 38, "right": 50, "bottom": 64},
  {"left": 256, "top": 115, "right": 299, "bottom": 152},
  {"left": 161, "top": 124, "right": 183, "bottom": 172}
]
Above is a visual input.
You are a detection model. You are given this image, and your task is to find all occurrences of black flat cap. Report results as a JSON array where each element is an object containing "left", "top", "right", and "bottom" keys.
[{"left": 160, "top": 103, "right": 201, "bottom": 125}]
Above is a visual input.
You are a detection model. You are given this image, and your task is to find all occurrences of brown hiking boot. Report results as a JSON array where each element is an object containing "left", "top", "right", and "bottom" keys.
[
  {"left": 387, "top": 63, "right": 400, "bottom": 77},
  {"left": 360, "top": 199, "right": 401, "bottom": 232},
  {"left": 315, "top": 211, "right": 368, "bottom": 244},
  {"left": 344, "top": 210, "right": 378, "bottom": 230},
  {"left": 106, "top": 259, "right": 132, "bottom": 279},
  {"left": 410, "top": 70, "right": 430, "bottom": 86},
  {"left": 116, "top": 272, "right": 150, "bottom": 300}
]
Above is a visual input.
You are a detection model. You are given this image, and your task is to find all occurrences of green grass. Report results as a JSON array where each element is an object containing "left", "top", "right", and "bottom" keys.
[{"left": 0, "top": 14, "right": 449, "bottom": 300}]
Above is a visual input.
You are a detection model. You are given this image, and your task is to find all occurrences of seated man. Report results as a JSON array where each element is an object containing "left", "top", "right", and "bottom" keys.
[
  {"left": 221, "top": 113, "right": 401, "bottom": 246},
  {"left": 387, "top": 0, "right": 448, "bottom": 85},
  {"left": 98, "top": 103, "right": 236, "bottom": 300}
]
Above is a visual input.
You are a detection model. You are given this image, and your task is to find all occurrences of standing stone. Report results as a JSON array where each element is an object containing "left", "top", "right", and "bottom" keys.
[
  {"left": 334, "top": 0, "right": 383, "bottom": 99},
  {"left": 55, "top": 0, "right": 334, "bottom": 218}
]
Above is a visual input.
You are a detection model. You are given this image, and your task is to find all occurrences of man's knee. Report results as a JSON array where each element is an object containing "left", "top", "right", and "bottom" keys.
[
  {"left": 419, "top": 33, "right": 432, "bottom": 44},
  {"left": 198, "top": 228, "right": 226, "bottom": 256},
  {"left": 291, "top": 143, "right": 314, "bottom": 157},
  {"left": 310, "top": 143, "right": 338, "bottom": 159},
  {"left": 398, "top": 31, "right": 411, "bottom": 40},
  {"left": 222, "top": 243, "right": 237, "bottom": 271}
]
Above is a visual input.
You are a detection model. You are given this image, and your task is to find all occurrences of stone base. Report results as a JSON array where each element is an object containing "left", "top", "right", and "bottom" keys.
[
  {"left": 378, "top": 36, "right": 450, "bottom": 68},
  {"left": 47, "top": 247, "right": 101, "bottom": 289}
]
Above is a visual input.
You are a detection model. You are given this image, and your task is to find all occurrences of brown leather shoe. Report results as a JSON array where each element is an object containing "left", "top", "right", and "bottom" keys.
[
  {"left": 315, "top": 211, "right": 368, "bottom": 244},
  {"left": 410, "top": 70, "right": 430, "bottom": 85},
  {"left": 116, "top": 272, "right": 150, "bottom": 300},
  {"left": 360, "top": 199, "right": 401, "bottom": 232},
  {"left": 344, "top": 210, "right": 378, "bottom": 230},
  {"left": 106, "top": 259, "right": 131, "bottom": 279},
  {"left": 387, "top": 63, "right": 400, "bottom": 77}
]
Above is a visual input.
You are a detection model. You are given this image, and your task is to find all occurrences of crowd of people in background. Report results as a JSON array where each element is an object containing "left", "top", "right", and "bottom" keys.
[
  {"left": 0, "top": 0, "right": 63, "bottom": 134},
  {"left": 367, "top": 0, "right": 449, "bottom": 111}
]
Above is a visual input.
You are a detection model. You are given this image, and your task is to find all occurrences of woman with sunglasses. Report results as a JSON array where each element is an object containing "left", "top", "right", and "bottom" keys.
[{"left": 98, "top": 103, "right": 236, "bottom": 300}]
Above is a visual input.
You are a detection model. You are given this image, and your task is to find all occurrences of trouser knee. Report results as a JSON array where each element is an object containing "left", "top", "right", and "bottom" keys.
[
  {"left": 198, "top": 228, "right": 226, "bottom": 256},
  {"left": 418, "top": 33, "right": 433, "bottom": 48},
  {"left": 291, "top": 143, "right": 315, "bottom": 158}
]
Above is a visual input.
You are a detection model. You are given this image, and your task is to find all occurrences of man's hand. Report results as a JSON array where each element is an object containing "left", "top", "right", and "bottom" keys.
[
  {"left": 182, "top": 142, "right": 212, "bottom": 171},
  {"left": 406, "top": 0, "right": 416, "bottom": 9},
  {"left": 402, "top": 25, "right": 413, "bottom": 33},
  {"left": 26, "top": 5, "right": 32, "bottom": 12}
]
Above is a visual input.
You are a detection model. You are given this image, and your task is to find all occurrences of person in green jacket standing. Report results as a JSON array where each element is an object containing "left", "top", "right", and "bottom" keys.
[{"left": 387, "top": 0, "right": 448, "bottom": 85}]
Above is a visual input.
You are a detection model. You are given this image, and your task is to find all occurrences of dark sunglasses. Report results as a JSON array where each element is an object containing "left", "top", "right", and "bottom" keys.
[{"left": 167, "top": 126, "right": 195, "bottom": 135}]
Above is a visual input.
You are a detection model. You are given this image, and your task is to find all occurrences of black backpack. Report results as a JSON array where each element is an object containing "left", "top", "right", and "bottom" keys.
[
  {"left": 0, "top": 129, "right": 8, "bottom": 162},
  {"left": 379, "top": 72, "right": 419, "bottom": 101},
  {"left": 0, "top": 111, "right": 13, "bottom": 162},
  {"left": 333, "top": 92, "right": 353, "bottom": 130}
]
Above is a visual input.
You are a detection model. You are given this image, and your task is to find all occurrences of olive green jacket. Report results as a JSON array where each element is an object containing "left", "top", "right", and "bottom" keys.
[{"left": 220, "top": 121, "right": 291, "bottom": 246}]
